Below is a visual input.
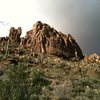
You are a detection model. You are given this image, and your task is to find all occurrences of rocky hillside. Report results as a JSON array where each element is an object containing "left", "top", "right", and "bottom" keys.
[
  {"left": 0, "top": 52, "right": 100, "bottom": 100},
  {"left": 0, "top": 21, "right": 100, "bottom": 100}
]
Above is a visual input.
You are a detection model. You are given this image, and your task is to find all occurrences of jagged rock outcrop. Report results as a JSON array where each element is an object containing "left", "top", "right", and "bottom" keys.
[
  {"left": 0, "top": 27, "right": 22, "bottom": 56},
  {"left": 23, "top": 21, "right": 83, "bottom": 59},
  {"left": 0, "top": 27, "right": 22, "bottom": 46},
  {"left": 9, "top": 27, "right": 22, "bottom": 45}
]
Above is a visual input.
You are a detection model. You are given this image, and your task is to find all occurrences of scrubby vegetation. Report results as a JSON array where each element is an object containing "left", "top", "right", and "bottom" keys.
[{"left": 0, "top": 54, "right": 100, "bottom": 100}]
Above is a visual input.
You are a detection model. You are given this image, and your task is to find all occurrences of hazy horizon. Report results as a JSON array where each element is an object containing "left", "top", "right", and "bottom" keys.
[{"left": 0, "top": 0, "right": 100, "bottom": 54}]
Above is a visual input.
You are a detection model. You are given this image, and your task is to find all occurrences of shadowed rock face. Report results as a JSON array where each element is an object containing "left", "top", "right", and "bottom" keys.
[{"left": 24, "top": 21, "right": 83, "bottom": 59}]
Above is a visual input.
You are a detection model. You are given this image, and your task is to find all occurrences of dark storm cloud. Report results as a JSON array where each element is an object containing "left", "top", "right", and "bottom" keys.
[{"left": 37, "top": 0, "right": 100, "bottom": 54}]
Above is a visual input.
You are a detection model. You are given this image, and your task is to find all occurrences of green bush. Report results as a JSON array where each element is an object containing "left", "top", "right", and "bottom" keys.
[
  {"left": 30, "top": 70, "right": 50, "bottom": 95},
  {"left": 0, "top": 63, "right": 50, "bottom": 100},
  {"left": 0, "top": 63, "right": 30, "bottom": 100},
  {"left": 73, "top": 77, "right": 100, "bottom": 99}
]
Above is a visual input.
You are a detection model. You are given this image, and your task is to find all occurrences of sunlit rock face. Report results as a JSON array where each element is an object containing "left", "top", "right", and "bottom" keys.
[{"left": 24, "top": 21, "right": 83, "bottom": 59}]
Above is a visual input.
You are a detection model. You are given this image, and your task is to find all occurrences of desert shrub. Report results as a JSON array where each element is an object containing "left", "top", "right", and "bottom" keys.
[
  {"left": 53, "top": 79, "right": 73, "bottom": 100},
  {"left": 0, "top": 63, "right": 50, "bottom": 100},
  {"left": 38, "top": 86, "right": 52, "bottom": 100},
  {"left": 59, "top": 62, "right": 66, "bottom": 68},
  {"left": 54, "top": 84, "right": 72, "bottom": 100},
  {"left": 30, "top": 70, "right": 50, "bottom": 95},
  {"left": 0, "top": 63, "right": 30, "bottom": 100},
  {"left": 73, "top": 77, "right": 100, "bottom": 99}
]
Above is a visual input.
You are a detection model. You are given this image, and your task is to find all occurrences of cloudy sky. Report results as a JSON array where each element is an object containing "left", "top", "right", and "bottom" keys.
[{"left": 0, "top": 0, "right": 100, "bottom": 54}]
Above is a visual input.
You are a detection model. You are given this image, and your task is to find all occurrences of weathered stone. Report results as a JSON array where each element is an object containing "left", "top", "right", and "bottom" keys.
[
  {"left": 24, "top": 21, "right": 83, "bottom": 59},
  {"left": 9, "top": 27, "right": 22, "bottom": 45}
]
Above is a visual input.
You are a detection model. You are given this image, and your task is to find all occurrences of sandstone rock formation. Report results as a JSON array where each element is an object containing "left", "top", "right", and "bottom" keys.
[{"left": 23, "top": 21, "right": 83, "bottom": 59}]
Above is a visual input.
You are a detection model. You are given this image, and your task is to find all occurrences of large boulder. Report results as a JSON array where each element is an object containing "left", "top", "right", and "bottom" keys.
[{"left": 24, "top": 21, "right": 83, "bottom": 59}]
